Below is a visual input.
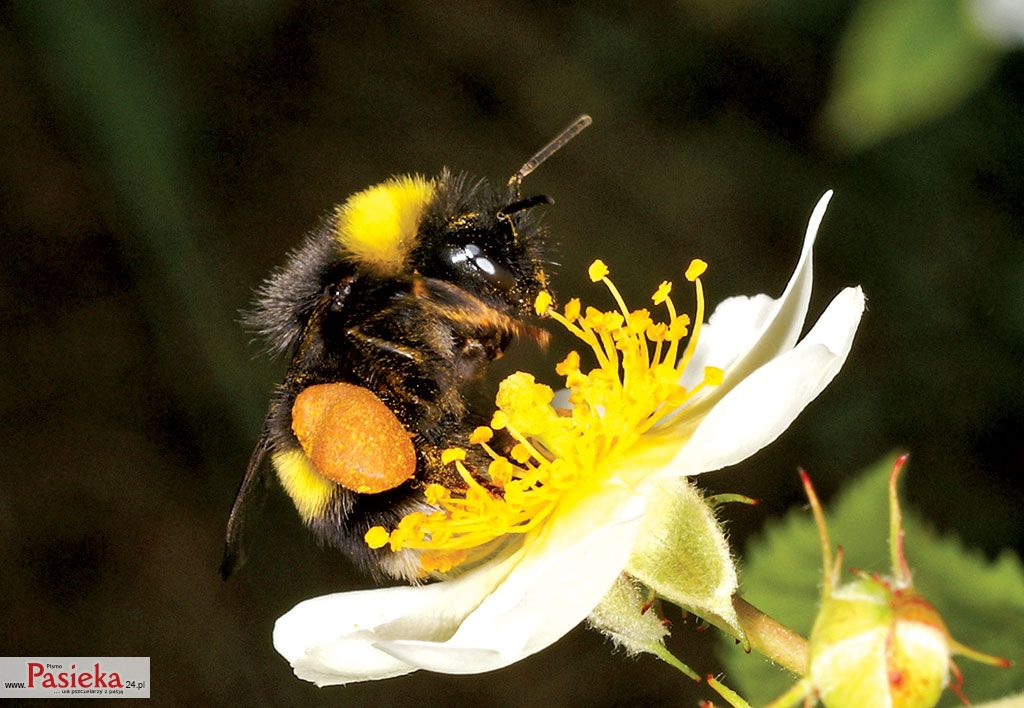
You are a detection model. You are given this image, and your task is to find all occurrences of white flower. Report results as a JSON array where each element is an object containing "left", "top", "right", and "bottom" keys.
[{"left": 274, "top": 191, "right": 865, "bottom": 686}]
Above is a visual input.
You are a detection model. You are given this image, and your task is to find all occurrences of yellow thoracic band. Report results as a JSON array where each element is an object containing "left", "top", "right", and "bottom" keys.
[
  {"left": 334, "top": 175, "right": 434, "bottom": 275},
  {"left": 365, "top": 258, "right": 722, "bottom": 574}
]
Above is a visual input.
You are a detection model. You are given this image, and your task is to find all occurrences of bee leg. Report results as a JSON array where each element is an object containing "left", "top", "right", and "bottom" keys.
[{"left": 344, "top": 318, "right": 465, "bottom": 432}]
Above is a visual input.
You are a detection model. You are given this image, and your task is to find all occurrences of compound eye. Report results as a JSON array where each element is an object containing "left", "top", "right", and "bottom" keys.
[
  {"left": 326, "top": 280, "right": 352, "bottom": 311},
  {"left": 445, "top": 243, "right": 516, "bottom": 292}
]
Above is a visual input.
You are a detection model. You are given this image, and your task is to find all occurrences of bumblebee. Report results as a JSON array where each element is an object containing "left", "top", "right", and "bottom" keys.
[{"left": 222, "top": 116, "right": 591, "bottom": 580}]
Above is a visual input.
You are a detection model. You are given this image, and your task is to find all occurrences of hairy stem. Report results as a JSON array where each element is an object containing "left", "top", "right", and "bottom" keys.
[{"left": 732, "top": 596, "right": 808, "bottom": 675}]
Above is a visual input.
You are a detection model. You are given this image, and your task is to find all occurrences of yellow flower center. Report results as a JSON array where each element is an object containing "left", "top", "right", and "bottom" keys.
[{"left": 365, "top": 259, "right": 722, "bottom": 574}]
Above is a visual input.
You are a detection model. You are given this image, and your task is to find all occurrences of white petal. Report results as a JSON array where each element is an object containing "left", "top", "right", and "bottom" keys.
[
  {"left": 680, "top": 293, "right": 776, "bottom": 390},
  {"left": 670, "top": 285, "right": 864, "bottom": 477},
  {"left": 374, "top": 485, "right": 648, "bottom": 673},
  {"left": 682, "top": 191, "right": 833, "bottom": 403},
  {"left": 274, "top": 550, "right": 521, "bottom": 685}
]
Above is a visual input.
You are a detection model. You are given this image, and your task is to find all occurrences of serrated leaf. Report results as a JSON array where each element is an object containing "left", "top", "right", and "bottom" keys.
[
  {"left": 719, "top": 454, "right": 1024, "bottom": 706},
  {"left": 824, "top": 0, "right": 1001, "bottom": 150}
]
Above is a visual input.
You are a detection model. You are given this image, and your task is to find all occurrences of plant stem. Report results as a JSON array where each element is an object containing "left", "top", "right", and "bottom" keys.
[{"left": 732, "top": 596, "right": 808, "bottom": 675}]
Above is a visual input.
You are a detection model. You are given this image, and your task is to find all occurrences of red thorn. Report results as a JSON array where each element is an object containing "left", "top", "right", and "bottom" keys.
[
  {"left": 749, "top": 497, "right": 761, "bottom": 506},
  {"left": 891, "top": 453, "right": 910, "bottom": 484},
  {"left": 948, "top": 659, "right": 971, "bottom": 706},
  {"left": 871, "top": 571, "right": 890, "bottom": 588},
  {"left": 640, "top": 599, "right": 654, "bottom": 615},
  {"left": 698, "top": 701, "right": 713, "bottom": 708},
  {"left": 996, "top": 657, "right": 1014, "bottom": 669}
]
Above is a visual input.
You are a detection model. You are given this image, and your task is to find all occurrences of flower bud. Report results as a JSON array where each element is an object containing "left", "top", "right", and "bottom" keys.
[
  {"left": 794, "top": 458, "right": 1010, "bottom": 708},
  {"left": 808, "top": 575, "right": 951, "bottom": 708}
]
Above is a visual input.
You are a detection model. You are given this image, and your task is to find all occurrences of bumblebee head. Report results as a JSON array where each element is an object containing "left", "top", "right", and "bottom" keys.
[
  {"left": 332, "top": 116, "right": 592, "bottom": 316},
  {"left": 248, "top": 116, "right": 590, "bottom": 355},
  {"left": 415, "top": 175, "right": 555, "bottom": 317},
  {"left": 328, "top": 172, "right": 551, "bottom": 317}
]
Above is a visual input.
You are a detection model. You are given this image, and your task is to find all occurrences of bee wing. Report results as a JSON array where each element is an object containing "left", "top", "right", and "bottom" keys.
[{"left": 220, "top": 421, "right": 273, "bottom": 579}]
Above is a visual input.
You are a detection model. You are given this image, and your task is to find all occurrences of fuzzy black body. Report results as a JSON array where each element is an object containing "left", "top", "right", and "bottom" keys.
[{"left": 222, "top": 171, "right": 553, "bottom": 580}]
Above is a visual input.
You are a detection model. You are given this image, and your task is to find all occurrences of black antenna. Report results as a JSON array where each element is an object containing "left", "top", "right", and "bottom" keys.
[{"left": 508, "top": 114, "right": 592, "bottom": 195}]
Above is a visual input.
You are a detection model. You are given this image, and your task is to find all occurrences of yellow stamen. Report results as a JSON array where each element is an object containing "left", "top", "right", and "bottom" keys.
[
  {"left": 424, "top": 483, "right": 449, "bottom": 505},
  {"left": 510, "top": 443, "right": 532, "bottom": 464},
  {"left": 470, "top": 426, "right": 493, "bottom": 445},
  {"left": 652, "top": 280, "right": 672, "bottom": 305},
  {"left": 601, "top": 275, "right": 632, "bottom": 322},
  {"left": 370, "top": 256, "right": 717, "bottom": 573},
  {"left": 556, "top": 351, "right": 581, "bottom": 377},
  {"left": 677, "top": 277, "right": 705, "bottom": 376},
  {"left": 685, "top": 259, "right": 707, "bottom": 281},
  {"left": 563, "top": 298, "right": 581, "bottom": 322},
  {"left": 588, "top": 259, "right": 610, "bottom": 282},
  {"left": 489, "top": 457, "right": 514, "bottom": 486},
  {"left": 441, "top": 448, "right": 466, "bottom": 465}
]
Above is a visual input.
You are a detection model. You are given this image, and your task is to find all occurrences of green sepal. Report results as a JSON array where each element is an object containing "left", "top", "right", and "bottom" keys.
[
  {"left": 587, "top": 574, "right": 699, "bottom": 681},
  {"left": 626, "top": 479, "right": 744, "bottom": 642}
]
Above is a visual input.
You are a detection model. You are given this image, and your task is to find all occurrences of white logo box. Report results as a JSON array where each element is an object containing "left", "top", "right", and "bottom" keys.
[{"left": 0, "top": 657, "right": 150, "bottom": 698}]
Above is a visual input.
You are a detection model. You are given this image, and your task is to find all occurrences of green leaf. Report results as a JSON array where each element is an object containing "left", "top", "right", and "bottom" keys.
[
  {"left": 824, "top": 0, "right": 1001, "bottom": 150},
  {"left": 719, "top": 454, "right": 1024, "bottom": 706},
  {"left": 627, "top": 479, "right": 743, "bottom": 639}
]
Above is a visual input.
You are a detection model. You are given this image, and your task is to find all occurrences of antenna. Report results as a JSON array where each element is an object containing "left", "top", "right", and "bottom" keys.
[{"left": 508, "top": 114, "right": 592, "bottom": 194}]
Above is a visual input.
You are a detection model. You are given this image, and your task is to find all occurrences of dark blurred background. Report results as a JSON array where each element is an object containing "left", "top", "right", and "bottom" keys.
[{"left": 1, "top": 1, "right": 1021, "bottom": 705}]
